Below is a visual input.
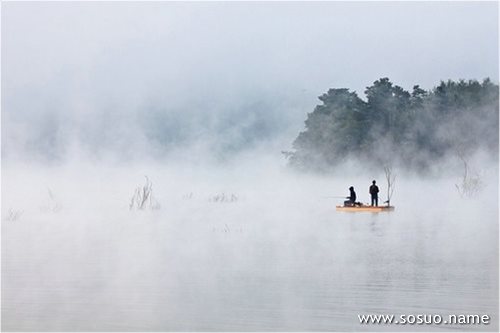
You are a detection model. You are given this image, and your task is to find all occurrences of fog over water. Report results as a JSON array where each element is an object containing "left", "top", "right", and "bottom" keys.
[
  {"left": 2, "top": 158, "right": 498, "bottom": 331},
  {"left": 2, "top": 1, "right": 499, "bottom": 332}
]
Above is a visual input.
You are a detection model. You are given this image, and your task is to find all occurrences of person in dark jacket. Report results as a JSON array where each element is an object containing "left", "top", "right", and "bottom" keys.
[
  {"left": 344, "top": 186, "right": 356, "bottom": 207},
  {"left": 369, "top": 180, "right": 379, "bottom": 206}
]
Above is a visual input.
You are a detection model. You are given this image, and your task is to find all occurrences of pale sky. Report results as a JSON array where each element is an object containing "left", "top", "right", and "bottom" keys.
[{"left": 2, "top": 1, "right": 499, "bottom": 159}]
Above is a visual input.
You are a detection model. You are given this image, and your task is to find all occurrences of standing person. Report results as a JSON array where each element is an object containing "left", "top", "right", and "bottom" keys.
[
  {"left": 344, "top": 186, "right": 356, "bottom": 207},
  {"left": 369, "top": 180, "right": 379, "bottom": 206}
]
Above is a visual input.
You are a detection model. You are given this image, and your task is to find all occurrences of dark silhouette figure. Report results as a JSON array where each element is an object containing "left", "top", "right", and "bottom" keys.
[
  {"left": 344, "top": 186, "right": 357, "bottom": 207},
  {"left": 369, "top": 180, "right": 379, "bottom": 206}
]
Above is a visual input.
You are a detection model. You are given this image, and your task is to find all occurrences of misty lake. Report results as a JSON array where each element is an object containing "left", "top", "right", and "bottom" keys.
[
  {"left": 3, "top": 1, "right": 499, "bottom": 331},
  {"left": 2, "top": 164, "right": 498, "bottom": 331}
]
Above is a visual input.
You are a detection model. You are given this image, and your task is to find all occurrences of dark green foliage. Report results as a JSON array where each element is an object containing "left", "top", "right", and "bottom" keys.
[
  {"left": 287, "top": 78, "right": 499, "bottom": 171},
  {"left": 289, "top": 88, "right": 368, "bottom": 170}
]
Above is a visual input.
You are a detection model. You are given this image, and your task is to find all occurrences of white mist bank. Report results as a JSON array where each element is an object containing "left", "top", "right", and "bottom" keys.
[
  {"left": 2, "top": 156, "right": 497, "bottom": 220},
  {"left": 2, "top": 156, "right": 498, "bottom": 331}
]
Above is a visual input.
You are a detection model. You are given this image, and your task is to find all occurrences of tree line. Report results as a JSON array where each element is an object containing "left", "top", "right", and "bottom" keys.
[{"left": 285, "top": 78, "right": 499, "bottom": 172}]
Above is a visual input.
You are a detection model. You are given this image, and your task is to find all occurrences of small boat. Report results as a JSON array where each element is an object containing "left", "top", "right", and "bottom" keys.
[{"left": 336, "top": 205, "right": 395, "bottom": 212}]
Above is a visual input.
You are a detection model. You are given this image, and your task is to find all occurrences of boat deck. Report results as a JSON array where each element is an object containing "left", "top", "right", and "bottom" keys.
[{"left": 335, "top": 205, "right": 395, "bottom": 212}]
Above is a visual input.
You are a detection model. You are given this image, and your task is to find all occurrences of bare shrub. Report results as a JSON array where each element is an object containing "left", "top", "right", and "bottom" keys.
[
  {"left": 129, "top": 176, "right": 161, "bottom": 210},
  {"left": 208, "top": 193, "right": 238, "bottom": 203},
  {"left": 40, "top": 188, "right": 62, "bottom": 213},
  {"left": 4, "top": 208, "right": 24, "bottom": 221},
  {"left": 212, "top": 223, "right": 243, "bottom": 233},
  {"left": 455, "top": 151, "right": 482, "bottom": 198},
  {"left": 182, "top": 192, "right": 193, "bottom": 200},
  {"left": 383, "top": 165, "right": 396, "bottom": 206}
]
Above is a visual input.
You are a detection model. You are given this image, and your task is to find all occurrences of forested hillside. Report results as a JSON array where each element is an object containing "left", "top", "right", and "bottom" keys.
[{"left": 286, "top": 78, "right": 499, "bottom": 171}]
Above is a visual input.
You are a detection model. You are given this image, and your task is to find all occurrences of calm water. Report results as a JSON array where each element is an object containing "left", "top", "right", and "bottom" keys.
[{"left": 2, "top": 173, "right": 498, "bottom": 331}]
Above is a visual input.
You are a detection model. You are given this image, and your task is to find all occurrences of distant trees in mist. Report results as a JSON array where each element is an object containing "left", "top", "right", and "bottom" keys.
[{"left": 286, "top": 78, "right": 499, "bottom": 171}]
